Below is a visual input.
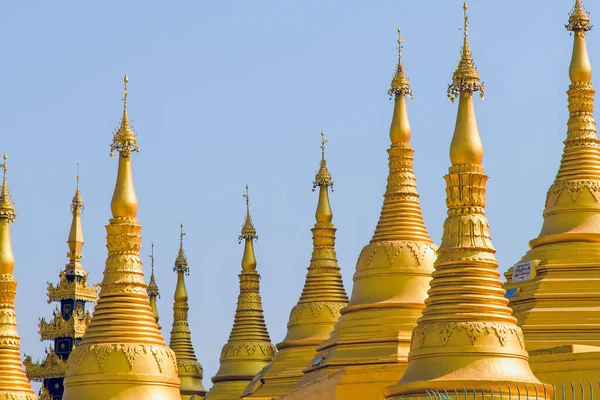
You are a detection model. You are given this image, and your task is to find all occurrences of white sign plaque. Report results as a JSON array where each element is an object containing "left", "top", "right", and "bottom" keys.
[{"left": 512, "top": 261, "right": 534, "bottom": 282}]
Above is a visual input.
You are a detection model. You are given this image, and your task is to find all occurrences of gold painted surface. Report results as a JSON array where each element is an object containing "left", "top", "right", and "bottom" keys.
[
  {"left": 287, "top": 30, "right": 436, "bottom": 399},
  {"left": 0, "top": 156, "right": 37, "bottom": 400},
  {"left": 206, "top": 187, "right": 276, "bottom": 400},
  {"left": 504, "top": 0, "right": 600, "bottom": 352},
  {"left": 148, "top": 243, "right": 161, "bottom": 327},
  {"left": 24, "top": 347, "right": 68, "bottom": 381},
  {"left": 46, "top": 273, "right": 98, "bottom": 304},
  {"left": 169, "top": 225, "right": 206, "bottom": 399},
  {"left": 25, "top": 179, "right": 97, "bottom": 394},
  {"left": 38, "top": 307, "right": 91, "bottom": 341},
  {"left": 385, "top": 5, "right": 549, "bottom": 399},
  {"left": 528, "top": 345, "right": 600, "bottom": 397},
  {"left": 62, "top": 76, "right": 181, "bottom": 400},
  {"left": 242, "top": 133, "right": 348, "bottom": 399}
]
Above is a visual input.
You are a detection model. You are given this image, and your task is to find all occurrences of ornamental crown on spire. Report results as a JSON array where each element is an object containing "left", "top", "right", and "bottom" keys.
[
  {"left": 567, "top": 0, "right": 592, "bottom": 32},
  {"left": 239, "top": 185, "right": 258, "bottom": 241},
  {"left": 389, "top": 27, "right": 413, "bottom": 99},
  {"left": 448, "top": 2, "right": 484, "bottom": 102},
  {"left": 313, "top": 131, "right": 333, "bottom": 189},
  {"left": 71, "top": 163, "right": 83, "bottom": 213},
  {"left": 147, "top": 243, "right": 160, "bottom": 298},
  {"left": 0, "top": 153, "right": 16, "bottom": 222},
  {"left": 110, "top": 74, "right": 139, "bottom": 157},
  {"left": 174, "top": 224, "right": 190, "bottom": 274}
]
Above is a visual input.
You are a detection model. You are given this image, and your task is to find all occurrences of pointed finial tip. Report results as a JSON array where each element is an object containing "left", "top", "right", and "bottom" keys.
[
  {"left": 110, "top": 74, "right": 139, "bottom": 156},
  {"left": 239, "top": 185, "right": 258, "bottom": 241},
  {"left": 448, "top": 1, "right": 484, "bottom": 102},
  {"left": 314, "top": 130, "right": 333, "bottom": 190},
  {"left": 567, "top": 0, "right": 592, "bottom": 32},
  {"left": 389, "top": 27, "right": 413, "bottom": 99},
  {"left": 0, "top": 153, "right": 15, "bottom": 222}
]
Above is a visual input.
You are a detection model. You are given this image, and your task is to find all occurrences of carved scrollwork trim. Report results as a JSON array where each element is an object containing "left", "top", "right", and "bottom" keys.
[
  {"left": 69, "top": 343, "right": 178, "bottom": 374},
  {"left": 411, "top": 322, "right": 524, "bottom": 350}
]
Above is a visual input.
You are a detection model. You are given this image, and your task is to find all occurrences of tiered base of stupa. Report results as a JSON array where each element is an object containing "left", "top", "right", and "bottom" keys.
[{"left": 280, "top": 365, "right": 408, "bottom": 400}]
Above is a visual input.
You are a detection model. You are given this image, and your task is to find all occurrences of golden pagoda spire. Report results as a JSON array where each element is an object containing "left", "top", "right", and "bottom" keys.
[
  {"left": 287, "top": 30, "right": 437, "bottom": 399},
  {"left": 65, "top": 163, "right": 84, "bottom": 275},
  {"left": 147, "top": 243, "right": 160, "bottom": 327},
  {"left": 24, "top": 166, "right": 98, "bottom": 398},
  {"left": 504, "top": 0, "right": 600, "bottom": 359},
  {"left": 0, "top": 154, "right": 37, "bottom": 399},
  {"left": 169, "top": 224, "right": 206, "bottom": 400},
  {"left": 385, "top": 5, "right": 549, "bottom": 398},
  {"left": 63, "top": 76, "right": 181, "bottom": 400},
  {"left": 206, "top": 187, "right": 276, "bottom": 400},
  {"left": 242, "top": 132, "right": 348, "bottom": 399}
]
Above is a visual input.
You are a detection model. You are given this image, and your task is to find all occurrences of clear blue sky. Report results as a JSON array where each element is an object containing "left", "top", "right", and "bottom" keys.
[{"left": 1, "top": 0, "right": 590, "bottom": 392}]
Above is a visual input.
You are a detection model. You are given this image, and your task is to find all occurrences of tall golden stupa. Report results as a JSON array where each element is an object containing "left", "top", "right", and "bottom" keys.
[
  {"left": 9, "top": 1, "right": 600, "bottom": 399},
  {"left": 504, "top": 0, "right": 600, "bottom": 386},
  {"left": 205, "top": 187, "right": 276, "bottom": 400},
  {"left": 24, "top": 174, "right": 98, "bottom": 399},
  {"left": 169, "top": 224, "right": 206, "bottom": 399},
  {"left": 148, "top": 243, "right": 161, "bottom": 328},
  {"left": 384, "top": 4, "right": 550, "bottom": 398},
  {"left": 62, "top": 76, "right": 181, "bottom": 399},
  {"left": 285, "top": 28, "right": 437, "bottom": 400},
  {"left": 0, "top": 154, "right": 36, "bottom": 400},
  {"left": 242, "top": 132, "right": 348, "bottom": 399}
]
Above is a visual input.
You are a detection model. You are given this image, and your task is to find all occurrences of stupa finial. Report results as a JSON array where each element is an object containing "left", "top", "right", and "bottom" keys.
[
  {"left": 0, "top": 153, "right": 15, "bottom": 222},
  {"left": 66, "top": 165, "right": 85, "bottom": 275},
  {"left": 110, "top": 75, "right": 139, "bottom": 219},
  {"left": 448, "top": 2, "right": 484, "bottom": 166},
  {"left": 389, "top": 27, "right": 413, "bottom": 99},
  {"left": 174, "top": 223, "right": 189, "bottom": 274},
  {"left": 147, "top": 243, "right": 160, "bottom": 299},
  {"left": 448, "top": 2, "right": 484, "bottom": 102},
  {"left": 313, "top": 130, "right": 333, "bottom": 190},
  {"left": 239, "top": 185, "right": 257, "bottom": 242}
]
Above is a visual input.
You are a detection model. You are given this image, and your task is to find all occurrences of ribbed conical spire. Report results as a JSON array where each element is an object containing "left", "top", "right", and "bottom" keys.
[
  {"left": 504, "top": 0, "right": 600, "bottom": 352},
  {"left": 63, "top": 76, "right": 181, "bottom": 400},
  {"left": 288, "top": 30, "right": 436, "bottom": 400},
  {"left": 0, "top": 154, "right": 37, "bottom": 400},
  {"left": 385, "top": 5, "right": 549, "bottom": 399},
  {"left": 169, "top": 224, "right": 206, "bottom": 400},
  {"left": 242, "top": 132, "right": 348, "bottom": 399},
  {"left": 147, "top": 243, "right": 160, "bottom": 327},
  {"left": 206, "top": 187, "right": 276, "bottom": 400}
]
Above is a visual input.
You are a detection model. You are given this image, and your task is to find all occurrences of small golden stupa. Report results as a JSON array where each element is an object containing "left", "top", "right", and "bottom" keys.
[
  {"left": 205, "top": 186, "right": 276, "bottom": 400},
  {"left": 148, "top": 243, "right": 161, "bottom": 328},
  {"left": 24, "top": 172, "right": 98, "bottom": 398},
  {"left": 242, "top": 132, "right": 348, "bottom": 399},
  {"left": 504, "top": 0, "right": 600, "bottom": 385},
  {"left": 62, "top": 76, "right": 181, "bottom": 399},
  {"left": 285, "top": 29, "right": 436, "bottom": 400},
  {"left": 0, "top": 154, "right": 37, "bottom": 400},
  {"left": 169, "top": 224, "right": 206, "bottom": 399},
  {"left": 384, "top": 4, "right": 550, "bottom": 399}
]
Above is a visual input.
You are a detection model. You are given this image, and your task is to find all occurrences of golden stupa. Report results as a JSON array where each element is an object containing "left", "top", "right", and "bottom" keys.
[
  {"left": 148, "top": 243, "right": 161, "bottom": 328},
  {"left": 62, "top": 76, "right": 181, "bottom": 399},
  {"left": 242, "top": 132, "right": 349, "bottom": 399},
  {"left": 285, "top": 29, "right": 437, "bottom": 400},
  {"left": 384, "top": 4, "right": 550, "bottom": 399},
  {"left": 0, "top": 154, "right": 37, "bottom": 400},
  {"left": 169, "top": 224, "right": 206, "bottom": 399},
  {"left": 504, "top": 0, "right": 600, "bottom": 386},
  {"left": 205, "top": 187, "right": 276, "bottom": 400},
  {"left": 24, "top": 173, "right": 98, "bottom": 399}
]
